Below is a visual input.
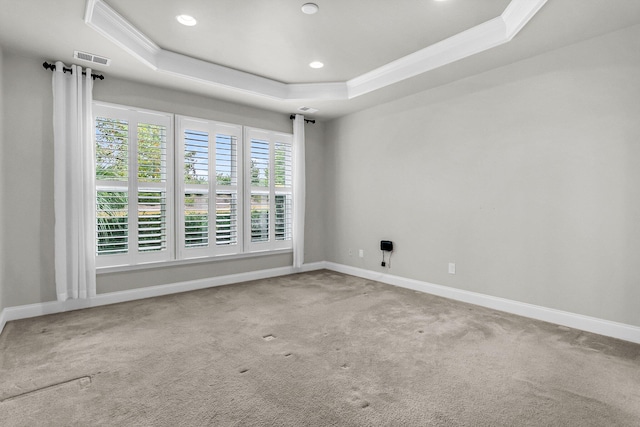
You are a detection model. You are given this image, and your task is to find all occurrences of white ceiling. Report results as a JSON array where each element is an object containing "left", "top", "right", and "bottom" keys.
[
  {"left": 105, "top": 0, "right": 511, "bottom": 83},
  {"left": 0, "top": 0, "right": 639, "bottom": 119}
]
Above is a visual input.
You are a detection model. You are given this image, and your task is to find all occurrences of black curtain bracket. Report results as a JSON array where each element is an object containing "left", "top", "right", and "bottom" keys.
[
  {"left": 43, "top": 62, "right": 105, "bottom": 81},
  {"left": 289, "top": 114, "right": 315, "bottom": 124}
]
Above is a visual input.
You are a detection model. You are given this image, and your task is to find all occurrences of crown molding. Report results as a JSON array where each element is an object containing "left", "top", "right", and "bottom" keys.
[
  {"left": 286, "top": 82, "right": 349, "bottom": 101},
  {"left": 155, "top": 49, "right": 288, "bottom": 100},
  {"left": 346, "top": 17, "right": 507, "bottom": 99},
  {"left": 503, "top": 0, "right": 549, "bottom": 40},
  {"left": 85, "top": 0, "right": 160, "bottom": 69},
  {"left": 85, "top": 0, "right": 547, "bottom": 102}
]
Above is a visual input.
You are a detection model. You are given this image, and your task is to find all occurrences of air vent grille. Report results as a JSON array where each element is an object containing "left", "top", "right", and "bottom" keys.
[
  {"left": 74, "top": 51, "right": 111, "bottom": 66},
  {"left": 92, "top": 56, "right": 109, "bottom": 65},
  {"left": 76, "top": 52, "right": 93, "bottom": 61}
]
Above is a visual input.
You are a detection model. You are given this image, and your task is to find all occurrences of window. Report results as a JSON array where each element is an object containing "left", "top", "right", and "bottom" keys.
[
  {"left": 245, "top": 128, "right": 293, "bottom": 252},
  {"left": 176, "top": 116, "right": 243, "bottom": 259},
  {"left": 94, "top": 104, "right": 174, "bottom": 268},
  {"left": 94, "top": 104, "right": 293, "bottom": 268}
]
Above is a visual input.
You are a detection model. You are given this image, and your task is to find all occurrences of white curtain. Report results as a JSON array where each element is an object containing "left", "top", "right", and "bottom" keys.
[
  {"left": 292, "top": 114, "right": 306, "bottom": 270},
  {"left": 52, "top": 62, "right": 96, "bottom": 301}
]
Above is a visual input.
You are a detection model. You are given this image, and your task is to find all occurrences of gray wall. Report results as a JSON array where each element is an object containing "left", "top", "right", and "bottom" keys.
[
  {"left": 0, "top": 45, "right": 4, "bottom": 312},
  {"left": 2, "top": 24, "right": 638, "bottom": 329},
  {"left": 0, "top": 53, "right": 325, "bottom": 305},
  {"left": 324, "top": 24, "right": 640, "bottom": 327},
  {"left": 1, "top": 51, "right": 56, "bottom": 307}
]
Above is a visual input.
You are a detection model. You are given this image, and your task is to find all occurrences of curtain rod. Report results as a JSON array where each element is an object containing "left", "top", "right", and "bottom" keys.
[
  {"left": 289, "top": 115, "right": 315, "bottom": 124},
  {"left": 42, "top": 62, "right": 105, "bottom": 81}
]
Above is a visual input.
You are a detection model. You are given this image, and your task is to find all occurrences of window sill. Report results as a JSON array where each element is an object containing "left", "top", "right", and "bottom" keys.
[{"left": 96, "top": 248, "right": 293, "bottom": 275}]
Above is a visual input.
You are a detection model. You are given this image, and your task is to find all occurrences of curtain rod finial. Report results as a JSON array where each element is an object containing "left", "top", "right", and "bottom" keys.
[{"left": 289, "top": 114, "right": 316, "bottom": 124}]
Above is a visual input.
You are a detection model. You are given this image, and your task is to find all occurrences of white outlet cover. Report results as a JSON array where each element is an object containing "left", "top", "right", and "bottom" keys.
[
  {"left": 448, "top": 263, "right": 456, "bottom": 274},
  {"left": 359, "top": 249, "right": 364, "bottom": 258}
]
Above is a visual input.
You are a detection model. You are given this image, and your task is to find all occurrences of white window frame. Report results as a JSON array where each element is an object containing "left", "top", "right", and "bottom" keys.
[
  {"left": 94, "top": 102, "right": 175, "bottom": 268},
  {"left": 244, "top": 127, "right": 294, "bottom": 253},
  {"left": 176, "top": 115, "right": 244, "bottom": 260},
  {"left": 93, "top": 104, "right": 293, "bottom": 269}
]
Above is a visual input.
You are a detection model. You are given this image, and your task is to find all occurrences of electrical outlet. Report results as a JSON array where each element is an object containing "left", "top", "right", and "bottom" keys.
[
  {"left": 348, "top": 248, "right": 353, "bottom": 256},
  {"left": 448, "top": 263, "right": 456, "bottom": 274},
  {"left": 359, "top": 249, "right": 364, "bottom": 258}
]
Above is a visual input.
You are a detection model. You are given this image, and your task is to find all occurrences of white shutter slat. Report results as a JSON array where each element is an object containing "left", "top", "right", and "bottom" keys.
[
  {"left": 275, "top": 193, "right": 293, "bottom": 241},
  {"left": 274, "top": 142, "right": 292, "bottom": 188},
  {"left": 95, "top": 116, "right": 128, "bottom": 182},
  {"left": 137, "top": 124, "right": 168, "bottom": 184},
  {"left": 96, "top": 190, "right": 129, "bottom": 256},
  {"left": 137, "top": 189, "right": 167, "bottom": 253},
  {"left": 185, "top": 129, "right": 209, "bottom": 183},
  {"left": 250, "top": 193, "right": 269, "bottom": 243},
  {"left": 216, "top": 191, "right": 238, "bottom": 246},
  {"left": 216, "top": 134, "right": 237, "bottom": 186},
  {"left": 250, "top": 139, "right": 270, "bottom": 188},
  {"left": 185, "top": 192, "right": 209, "bottom": 248}
]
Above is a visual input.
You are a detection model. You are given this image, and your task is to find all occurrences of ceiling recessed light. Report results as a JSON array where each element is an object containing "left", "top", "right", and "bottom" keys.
[
  {"left": 309, "top": 61, "right": 324, "bottom": 69},
  {"left": 301, "top": 3, "right": 319, "bottom": 15},
  {"left": 298, "top": 106, "right": 319, "bottom": 114},
  {"left": 176, "top": 15, "right": 197, "bottom": 26}
]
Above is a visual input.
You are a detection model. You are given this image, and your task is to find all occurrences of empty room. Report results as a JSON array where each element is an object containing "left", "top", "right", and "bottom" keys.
[{"left": 1, "top": 0, "right": 639, "bottom": 425}]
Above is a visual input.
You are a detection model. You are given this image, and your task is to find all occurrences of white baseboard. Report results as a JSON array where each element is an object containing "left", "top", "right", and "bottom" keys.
[
  {"left": 324, "top": 262, "right": 640, "bottom": 344},
  {"left": 2, "top": 261, "right": 639, "bottom": 344},
  {"left": 0, "top": 263, "right": 326, "bottom": 336},
  {"left": 0, "top": 308, "right": 6, "bottom": 338},
  {"left": 297, "top": 261, "right": 327, "bottom": 273}
]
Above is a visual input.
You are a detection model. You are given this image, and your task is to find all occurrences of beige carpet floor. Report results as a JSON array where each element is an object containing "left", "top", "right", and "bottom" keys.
[{"left": 1, "top": 270, "right": 639, "bottom": 426}]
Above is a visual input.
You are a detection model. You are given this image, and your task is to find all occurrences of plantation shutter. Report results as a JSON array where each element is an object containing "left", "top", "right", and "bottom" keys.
[
  {"left": 94, "top": 105, "right": 293, "bottom": 269},
  {"left": 177, "top": 116, "right": 242, "bottom": 258},
  {"left": 245, "top": 128, "right": 293, "bottom": 252},
  {"left": 250, "top": 137, "right": 270, "bottom": 243},
  {"left": 94, "top": 104, "right": 173, "bottom": 267},
  {"left": 215, "top": 134, "right": 239, "bottom": 248},
  {"left": 136, "top": 121, "right": 170, "bottom": 259},
  {"left": 274, "top": 141, "right": 293, "bottom": 241},
  {"left": 95, "top": 116, "right": 129, "bottom": 258},
  {"left": 184, "top": 128, "right": 210, "bottom": 249}
]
